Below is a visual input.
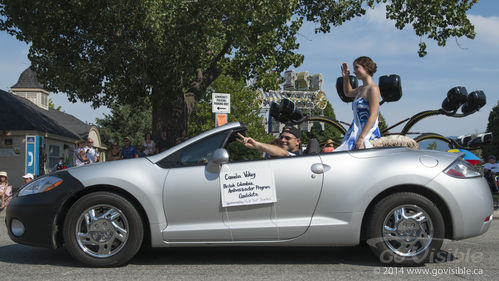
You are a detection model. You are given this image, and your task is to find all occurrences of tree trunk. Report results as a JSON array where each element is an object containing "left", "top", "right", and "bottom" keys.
[{"left": 152, "top": 86, "right": 188, "bottom": 148}]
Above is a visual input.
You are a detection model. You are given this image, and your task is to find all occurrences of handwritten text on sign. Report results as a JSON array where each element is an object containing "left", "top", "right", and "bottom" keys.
[{"left": 220, "top": 168, "right": 276, "bottom": 207}]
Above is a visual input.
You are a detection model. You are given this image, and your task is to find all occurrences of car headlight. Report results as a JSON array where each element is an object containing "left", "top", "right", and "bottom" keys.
[
  {"left": 18, "top": 176, "right": 63, "bottom": 196},
  {"left": 443, "top": 158, "right": 481, "bottom": 178}
]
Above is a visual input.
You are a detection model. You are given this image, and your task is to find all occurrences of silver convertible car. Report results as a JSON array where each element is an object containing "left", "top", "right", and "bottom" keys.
[{"left": 5, "top": 122, "right": 493, "bottom": 267}]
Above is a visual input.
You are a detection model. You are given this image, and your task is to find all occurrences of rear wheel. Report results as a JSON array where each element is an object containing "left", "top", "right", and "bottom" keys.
[
  {"left": 63, "top": 192, "right": 143, "bottom": 267},
  {"left": 366, "top": 192, "right": 444, "bottom": 266}
]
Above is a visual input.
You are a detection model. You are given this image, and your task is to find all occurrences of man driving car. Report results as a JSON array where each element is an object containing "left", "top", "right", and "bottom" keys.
[{"left": 237, "top": 126, "right": 302, "bottom": 157}]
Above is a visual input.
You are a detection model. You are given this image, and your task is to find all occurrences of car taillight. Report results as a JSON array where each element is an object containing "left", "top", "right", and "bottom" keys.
[{"left": 443, "top": 158, "right": 481, "bottom": 179}]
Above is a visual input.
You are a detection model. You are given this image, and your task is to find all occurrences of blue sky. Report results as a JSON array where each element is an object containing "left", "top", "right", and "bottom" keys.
[{"left": 1, "top": 1, "right": 498, "bottom": 137}]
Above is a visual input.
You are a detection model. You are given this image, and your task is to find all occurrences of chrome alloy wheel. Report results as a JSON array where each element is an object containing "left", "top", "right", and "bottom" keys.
[
  {"left": 382, "top": 204, "right": 434, "bottom": 257},
  {"left": 75, "top": 204, "right": 129, "bottom": 258}
]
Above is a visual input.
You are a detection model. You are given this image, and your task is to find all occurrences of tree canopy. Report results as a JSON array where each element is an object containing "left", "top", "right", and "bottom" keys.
[
  {"left": 0, "top": 0, "right": 478, "bottom": 145},
  {"left": 96, "top": 102, "right": 152, "bottom": 149}
]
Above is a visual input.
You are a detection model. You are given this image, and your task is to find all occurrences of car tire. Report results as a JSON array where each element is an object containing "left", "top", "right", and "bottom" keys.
[
  {"left": 63, "top": 191, "right": 144, "bottom": 267},
  {"left": 365, "top": 192, "right": 444, "bottom": 266}
]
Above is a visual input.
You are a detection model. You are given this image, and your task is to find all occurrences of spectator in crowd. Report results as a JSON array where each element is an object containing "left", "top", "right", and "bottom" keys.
[
  {"left": 74, "top": 140, "right": 90, "bottom": 166},
  {"left": 122, "top": 137, "right": 139, "bottom": 159},
  {"left": 484, "top": 155, "right": 498, "bottom": 193},
  {"left": 107, "top": 141, "right": 122, "bottom": 161},
  {"left": 157, "top": 130, "right": 169, "bottom": 153},
  {"left": 142, "top": 133, "right": 156, "bottom": 156},
  {"left": 484, "top": 155, "right": 498, "bottom": 173},
  {"left": 175, "top": 130, "right": 188, "bottom": 145},
  {"left": 237, "top": 126, "right": 302, "bottom": 157},
  {"left": 22, "top": 173, "right": 34, "bottom": 184},
  {"left": 85, "top": 138, "right": 99, "bottom": 163},
  {"left": 0, "top": 171, "right": 12, "bottom": 210},
  {"left": 138, "top": 146, "right": 147, "bottom": 157},
  {"left": 52, "top": 157, "right": 67, "bottom": 172},
  {"left": 322, "top": 139, "right": 335, "bottom": 153}
]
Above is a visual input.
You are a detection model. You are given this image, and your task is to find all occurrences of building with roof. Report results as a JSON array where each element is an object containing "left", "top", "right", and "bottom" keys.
[{"left": 0, "top": 67, "right": 104, "bottom": 188}]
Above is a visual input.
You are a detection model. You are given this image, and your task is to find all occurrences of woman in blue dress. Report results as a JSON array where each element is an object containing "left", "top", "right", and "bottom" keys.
[{"left": 336, "top": 56, "right": 381, "bottom": 151}]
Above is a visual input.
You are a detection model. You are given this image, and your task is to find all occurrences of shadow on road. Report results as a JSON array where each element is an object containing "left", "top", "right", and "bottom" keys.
[
  {"left": 0, "top": 243, "right": 380, "bottom": 267},
  {"left": 0, "top": 243, "right": 458, "bottom": 267},
  {"left": 131, "top": 245, "right": 381, "bottom": 266},
  {"left": 0, "top": 244, "right": 79, "bottom": 267}
]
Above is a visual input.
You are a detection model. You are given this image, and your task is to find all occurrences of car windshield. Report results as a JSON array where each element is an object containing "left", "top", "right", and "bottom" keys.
[{"left": 178, "top": 132, "right": 228, "bottom": 165}]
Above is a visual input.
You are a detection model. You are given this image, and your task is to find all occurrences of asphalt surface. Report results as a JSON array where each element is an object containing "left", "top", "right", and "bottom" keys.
[{"left": 0, "top": 207, "right": 498, "bottom": 281}]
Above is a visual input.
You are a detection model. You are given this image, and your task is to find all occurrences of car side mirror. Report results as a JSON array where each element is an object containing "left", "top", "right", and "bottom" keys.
[{"left": 206, "top": 148, "right": 229, "bottom": 173}]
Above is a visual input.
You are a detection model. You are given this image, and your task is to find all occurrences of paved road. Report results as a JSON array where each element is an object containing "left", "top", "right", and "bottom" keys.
[{"left": 1, "top": 210, "right": 498, "bottom": 281}]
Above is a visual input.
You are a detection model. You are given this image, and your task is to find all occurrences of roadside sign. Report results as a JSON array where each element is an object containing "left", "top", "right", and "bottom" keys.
[
  {"left": 216, "top": 114, "right": 227, "bottom": 127},
  {"left": 212, "top": 93, "right": 230, "bottom": 114},
  {"left": 26, "top": 135, "right": 39, "bottom": 176}
]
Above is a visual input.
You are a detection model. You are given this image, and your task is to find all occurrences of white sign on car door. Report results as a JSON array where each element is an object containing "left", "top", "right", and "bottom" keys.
[{"left": 220, "top": 166, "right": 276, "bottom": 207}]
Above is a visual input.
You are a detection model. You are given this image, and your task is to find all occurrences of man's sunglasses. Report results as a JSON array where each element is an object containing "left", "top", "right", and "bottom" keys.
[{"left": 279, "top": 135, "right": 296, "bottom": 140}]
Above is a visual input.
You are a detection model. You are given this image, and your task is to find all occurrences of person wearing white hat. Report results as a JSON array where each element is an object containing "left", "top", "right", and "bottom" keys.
[
  {"left": 0, "top": 171, "right": 13, "bottom": 210},
  {"left": 22, "top": 173, "right": 34, "bottom": 184}
]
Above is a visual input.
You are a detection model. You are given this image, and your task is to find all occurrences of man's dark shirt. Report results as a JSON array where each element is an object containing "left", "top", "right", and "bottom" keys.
[{"left": 157, "top": 138, "right": 169, "bottom": 153}]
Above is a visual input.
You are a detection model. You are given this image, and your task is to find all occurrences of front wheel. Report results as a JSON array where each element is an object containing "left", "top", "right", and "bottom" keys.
[
  {"left": 63, "top": 192, "right": 144, "bottom": 267},
  {"left": 366, "top": 192, "right": 445, "bottom": 266}
]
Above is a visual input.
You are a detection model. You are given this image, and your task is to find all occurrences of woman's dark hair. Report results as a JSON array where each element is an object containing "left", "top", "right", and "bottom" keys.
[
  {"left": 354, "top": 56, "right": 377, "bottom": 76},
  {"left": 144, "top": 133, "right": 152, "bottom": 140}
]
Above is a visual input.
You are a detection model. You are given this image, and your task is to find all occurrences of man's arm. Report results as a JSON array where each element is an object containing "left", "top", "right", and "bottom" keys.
[
  {"left": 236, "top": 133, "right": 289, "bottom": 157},
  {"left": 80, "top": 149, "right": 90, "bottom": 163}
]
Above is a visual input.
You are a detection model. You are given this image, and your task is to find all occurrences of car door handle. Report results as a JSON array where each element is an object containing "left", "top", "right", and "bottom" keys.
[{"left": 311, "top": 163, "right": 331, "bottom": 174}]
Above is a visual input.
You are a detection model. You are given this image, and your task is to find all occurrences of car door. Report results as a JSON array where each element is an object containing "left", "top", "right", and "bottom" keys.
[
  {"left": 268, "top": 155, "right": 324, "bottom": 239},
  {"left": 222, "top": 153, "right": 324, "bottom": 240},
  {"left": 220, "top": 160, "right": 279, "bottom": 241},
  {"left": 162, "top": 131, "right": 232, "bottom": 242}
]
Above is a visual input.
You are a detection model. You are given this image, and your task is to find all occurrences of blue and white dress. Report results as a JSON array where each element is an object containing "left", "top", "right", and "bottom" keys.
[{"left": 336, "top": 96, "right": 381, "bottom": 151}]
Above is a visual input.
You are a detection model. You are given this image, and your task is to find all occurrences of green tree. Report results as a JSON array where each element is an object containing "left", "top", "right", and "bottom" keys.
[
  {"left": 482, "top": 100, "right": 499, "bottom": 159},
  {"left": 189, "top": 74, "right": 273, "bottom": 160},
  {"left": 48, "top": 98, "right": 61, "bottom": 111},
  {"left": 0, "top": 0, "right": 478, "bottom": 145},
  {"left": 303, "top": 101, "right": 343, "bottom": 146},
  {"left": 379, "top": 112, "right": 388, "bottom": 135},
  {"left": 427, "top": 141, "right": 438, "bottom": 150},
  {"left": 96, "top": 103, "right": 152, "bottom": 149}
]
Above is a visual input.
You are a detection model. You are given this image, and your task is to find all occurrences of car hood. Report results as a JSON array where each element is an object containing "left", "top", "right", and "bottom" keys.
[{"left": 67, "top": 157, "right": 156, "bottom": 186}]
